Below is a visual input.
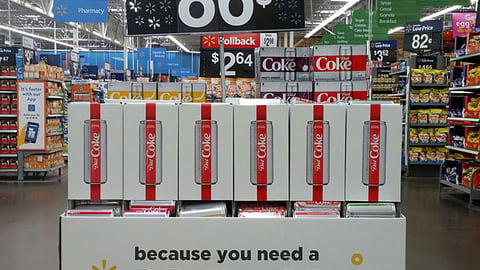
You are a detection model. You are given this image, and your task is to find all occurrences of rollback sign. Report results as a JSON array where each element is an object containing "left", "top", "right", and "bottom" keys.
[{"left": 126, "top": 0, "right": 305, "bottom": 35}]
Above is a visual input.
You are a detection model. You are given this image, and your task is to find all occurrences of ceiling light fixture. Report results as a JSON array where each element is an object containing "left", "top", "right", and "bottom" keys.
[
  {"left": 305, "top": 0, "right": 361, "bottom": 38},
  {"left": 389, "top": 5, "right": 463, "bottom": 34},
  {"left": 0, "top": 24, "right": 89, "bottom": 51},
  {"left": 167, "top": 35, "right": 191, "bottom": 53}
]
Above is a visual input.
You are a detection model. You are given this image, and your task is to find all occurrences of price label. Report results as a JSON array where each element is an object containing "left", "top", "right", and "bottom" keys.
[
  {"left": 370, "top": 40, "right": 397, "bottom": 63},
  {"left": 416, "top": 56, "right": 437, "bottom": 69},
  {"left": 260, "top": 33, "right": 277, "bottom": 47},
  {"left": 0, "top": 53, "right": 15, "bottom": 66},
  {"left": 23, "top": 48, "right": 36, "bottom": 65},
  {"left": 200, "top": 49, "right": 255, "bottom": 78},
  {"left": 403, "top": 20, "right": 443, "bottom": 53}
]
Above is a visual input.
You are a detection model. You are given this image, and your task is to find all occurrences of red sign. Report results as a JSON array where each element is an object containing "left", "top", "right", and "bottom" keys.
[{"left": 202, "top": 34, "right": 261, "bottom": 49}]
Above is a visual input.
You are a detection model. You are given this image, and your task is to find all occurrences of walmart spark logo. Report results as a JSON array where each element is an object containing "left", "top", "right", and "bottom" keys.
[
  {"left": 203, "top": 35, "right": 217, "bottom": 48},
  {"left": 56, "top": 4, "right": 67, "bottom": 16},
  {"left": 91, "top": 259, "right": 117, "bottom": 270}
]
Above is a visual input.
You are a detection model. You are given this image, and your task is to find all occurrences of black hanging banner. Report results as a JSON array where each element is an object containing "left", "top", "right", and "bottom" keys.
[
  {"left": 370, "top": 40, "right": 398, "bottom": 63},
  {"left": 126, "top": 0, "right": 305, "bottom": 35},
  {"left": 403, "top": 20, "right": 443, "bottom": 53}
]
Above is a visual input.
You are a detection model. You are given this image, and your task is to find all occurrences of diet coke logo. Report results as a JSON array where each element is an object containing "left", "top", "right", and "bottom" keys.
[
  {"left": 146, "top": 132, "right": 156, "bottom": 159},
  {"left": 313, "top": 133, "right": 323, "bottom": 159},
  {"left": 201, "top": 132, "right": 211, "bottom": 159},
  {"left": 262, "top": 57, "right": 296, "bottom": 72},
  {"left": 257, "top": 133, "right": 267, "bottom": 159},
  {"left": 316, "top": 92, "right": 354, "bottom": 103},
  {"left": 369, "top": 133, "right": 380, "bottom": 171},
  {"left": 315, "top": 56, "right": 352, "bottom": 72},
  {"left": 91, "top": 132, "right": 101, "bottom": 158}
]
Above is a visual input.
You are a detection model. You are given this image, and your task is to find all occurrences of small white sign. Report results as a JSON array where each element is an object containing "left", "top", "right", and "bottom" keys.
[
  {"left": 17, "top": 81, "right": 46, "bottom": 150},
  {"left": 260, "top": 33, "right": 278, "bottom": 47},
  {"left": 22, "top": 36, "right": 34, "bottom": 50}
]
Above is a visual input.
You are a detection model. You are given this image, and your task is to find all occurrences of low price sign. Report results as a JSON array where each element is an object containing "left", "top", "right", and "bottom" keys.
[
  {"left": 200, "top": 49, "right": 254, "bottom": 78},
  {"left": 370, "top": 40, "right": 397, "bottom": 63},
  {"left": 403, "top": 20, "right": 443, "bottom": 53}
]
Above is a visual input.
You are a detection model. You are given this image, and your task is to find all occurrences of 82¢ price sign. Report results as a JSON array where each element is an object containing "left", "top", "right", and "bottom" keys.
[
  {"left": 403, "top": 20, "right": 443, "bottom": 53},
  {"left": 200, "top": 49, "right": 255, "bottom": 78}
]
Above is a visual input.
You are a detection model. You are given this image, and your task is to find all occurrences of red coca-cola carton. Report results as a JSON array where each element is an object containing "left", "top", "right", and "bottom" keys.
[
  {"left": 314, "top": 81, "right": 368, "bottom": 103},
  {"left": 313, "top": 45, "right": 367, "bottom": 81}
]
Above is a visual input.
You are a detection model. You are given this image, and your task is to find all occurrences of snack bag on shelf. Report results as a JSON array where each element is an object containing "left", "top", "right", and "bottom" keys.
[
  {"left": 410, "top": 89, "right": 420, "bottom": 103},
  {"left": 428, "top": 128, "right": 436, "bottom": 143},
  {"left": 409, "top": 110, "right": 418, "bottom": 123},
  {"left": 440, "top": 110, "right": 449, "bottom": 124},
  {"left": 467, "top": 129, "right": 479, "bottom": 143},
  {"left": 417, "top": 110, "right": 429, "bottom": 124},
  {"left": 417, "top": 148, "right": 427, "bottom": 162},
  {"left": 429, "top": 109, "right": 442, "bottom": 124},
  {"left": 429, "top": 89, "right": 440, "bottom": 103},
  {"left": 425, "top": 148, "right": 437, "bottom": 162},
  {"left": 436, "top": 148, "right": 447, "bottom": 163},
  {"left": 419, "top": 89, "right": 430, "bottom": 103},
  {"left": 423, "top": 70, "right": 434, "bottom": 84},
  {"left": 409, "top": 148, "right": 420, "bottom": 162},
  {"left": 411, "top": 69, "right": 424, "bottom": 84},
  {"left": 418, "top": 129, "right": 430, "bottom": 144},
  {"left": 435, "top": 128, "right": 449, "bottom": 143},
  {"left": 467, "top": 96, "right": 480, "bottom": 111},
  {"left": 434, "top": 70, "right": 448, "bottom": 85},
  {"left": 409, "top": 129, "right": 419, "bottom": 143}
]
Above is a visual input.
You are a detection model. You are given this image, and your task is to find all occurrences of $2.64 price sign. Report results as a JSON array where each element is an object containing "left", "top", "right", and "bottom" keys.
[
  {"left": 403, "top": 20, "right": 443, "bottom": 53},
  {"left": 200, "top": 49, "right": 255, "bottom": 78}
]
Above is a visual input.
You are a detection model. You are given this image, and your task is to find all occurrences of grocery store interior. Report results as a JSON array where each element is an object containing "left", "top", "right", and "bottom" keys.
[{"left": 1, "top": 0, "right": 480, "bottom": 270}]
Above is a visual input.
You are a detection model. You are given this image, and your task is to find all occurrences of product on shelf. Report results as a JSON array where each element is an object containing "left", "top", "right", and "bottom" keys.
[
  {"left": 292, "top": 201, "right": 341, "bottom": 219},
  {"left": 409, "top": 109, "right": 448, "bottom": 124},
  {"left": 0, "top": 66, "right": 16, "bottom": 76},
  {"left": 410, "top": 88, "right": 449, "bottom": 104},
  {"left": 123, "top": 207, "right": 171, "bottom": 217},
  {"left": 23, "top": 64, "right": 64, "bottom": 81},
  {"left": 314, "top": 81, "right": 368, "bottom": 103},
  {"left": 237, "top": 202, "right": 286, "bottom": 218},
  {"left": 255, "top": 47, "right": 311, "bottom": 82},
  {"left": 0, "top": 103, "right": 10, "bottom": 114},
  {"left": 178, "top": 202, "right": 227, "bottom": 217},
  {"left": 346, "top": 203, "right": 396, "bottom": 218},
  {"left": 0, "top": 158, "right": 17, "bottom": 169},
  {"left": 23, "top": 152, "right": 64, "bottom": 169},
  {"left": 466, "top": 64, "right": 480, "bottom": 86},
  {"left": 408, "top": 147, "right": 447, "bottom": 163},
  {"left": 467, "top": 32, "right": 480, "bottom": 54},
  {"left": 0, "top": 94, "right": 10, "bottom": 103},
  {"left": 46, "top": 118, "right": 61, "bottom": 134},
  {"left": 442, "top": 160, "right": 462, "bottom": 185},
  {"left": 464, "top": 96, "right": 480, "bottom": 118},
  {"left": 66, "top": 205, "right": 117, "bottom": 217},
  {"left": 258, "top": 81, "right": 313, "bottom": 101},
  {"left": 45, "top": 135, "right": 64, "bottom": 150},
  {"left": 313, "top": 45, "right": 367, "bottom": 81},
  {"left": 46, "top": 82, "right": 62, "bottom": 96},
  {"left": 411, "top": 69, "right": 449, "bottom": 85}
]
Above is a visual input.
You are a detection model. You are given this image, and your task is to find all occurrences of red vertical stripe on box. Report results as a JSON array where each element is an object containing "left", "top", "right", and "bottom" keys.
[
  {"left": 145, "top": 103, "right": 157, "bottom": 200},
  {"left": 201, "top": 104, "right": 212, "bottom": 200},
  {"left": 312, "top": 105, "right": 324, "bottom": 201},
  {"left": 256, "top": 105, "right": 267, "bottom": 201},
  {"left": 368, "top": 104, "right": 381, "bottom": 202},
  {"left": 90, "top": 103, "right": 101, "bottom": 200}
]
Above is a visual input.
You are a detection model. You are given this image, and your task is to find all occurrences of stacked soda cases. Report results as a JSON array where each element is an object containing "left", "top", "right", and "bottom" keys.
[
  {"left": 313, "top": 45, "right": 368, "bottom": 103},
  {"left": 255, "top": 47, "right": 313, "bottom": 102},
  {"left": 107, "top": 81, "right": 206, "bottom": 102}
]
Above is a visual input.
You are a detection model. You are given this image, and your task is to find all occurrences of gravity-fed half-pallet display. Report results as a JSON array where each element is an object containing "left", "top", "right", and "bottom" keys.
[{"left": 60, "top": 100, "right": 405, "bottom": 270}]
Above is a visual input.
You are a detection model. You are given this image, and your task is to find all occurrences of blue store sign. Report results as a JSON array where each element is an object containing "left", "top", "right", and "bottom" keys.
[{"left": 53, "top": 0, "right": 108, "bottom": 23}]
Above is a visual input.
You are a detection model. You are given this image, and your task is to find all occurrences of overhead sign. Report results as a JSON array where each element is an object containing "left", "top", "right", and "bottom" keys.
[
  {"left": 39, "top": 54, "right": 61, "bottom": 67},
  {"left": 417, "top": 0, "right": 470, "bottom": 6},
  {"left": 403, "top": 20, "right": 443, "bottom": 53},
  {"left": 0, "top": 47, "right": 18, "bottom": 54},
  {"left": 200, "top": 49, "right": 254, "bottom": 78},
  {"left": 202, "top": 33, "right": 277, "bottom": 49},
  {"left": 370, "top": 40, "right": 397, "bottom": 63},
  {"left": 452, "top": 13, "right": 477, "bottom": 38},
  {"left": 53, "top": 0, "right": 108, "bottom": 23},
  {"left": 126, "top": 0, "right": 305, "bottom": 35},
  {"left": 0, "top": 53, "right": 16, "bottom": 66},
  {"left": 377, "top": 0, "right": 421, "bottom": 28},
  {"left": 17, "top": 81, "right": 46, "bottom": 151},
  {"left": 22, "top": 36, "right": 34, "bottom": 50}
]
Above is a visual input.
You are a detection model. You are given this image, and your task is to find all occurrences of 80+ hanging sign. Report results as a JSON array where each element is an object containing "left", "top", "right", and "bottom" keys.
[{"left": 126, "top": 0, "right": 305, "bottom": 35}]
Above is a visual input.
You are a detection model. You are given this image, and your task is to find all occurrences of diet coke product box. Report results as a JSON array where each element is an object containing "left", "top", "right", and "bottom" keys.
[
  {"left": 234, "top": 104, "right": 289, "bottom": 201},
  {"left": 290, "top": 104, "right": 346, "bottom": 201},
  {"left": 123, "top": 102, "right": 178, "bottom": 201},
  {"left": 158, "top": 82, "right": 206, "bottom": 103},
  {"left": 256, "top": 47, "right": 311, "bottom": 82},
  {"left": 314, "top": 81, "right": 368, "bottom": 103},
  {"left": 313, "top": 45, "right": 367, "bottom": 81},
  {"left": 179, "top": 103, "right": 233, "bottom": 200},
  {"left": 68, "top": 103, "right": 123, "bottom": 200},
  {"left": 345, "top": 104, "right": 402, "bottom": 202},
  {"left": 258, "top": 81, "right": 313, "bottom": 102}
]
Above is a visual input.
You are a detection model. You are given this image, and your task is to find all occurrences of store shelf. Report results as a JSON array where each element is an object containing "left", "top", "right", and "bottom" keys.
[
  {"left": 389, "top": 70, "right": 407, "bottom": 76},
  {"left": 0, "top": 129, "right": 17, "bottom": 133},
  {"left": 47, "top": 114, "right": 64, "bottom": 118},
  {"left": 452, "top": 52, "right": 480, "bottom": 62},
  {"left": 440, "top": 180, "right": 472, "bottom": 194},
  {"left": 24, "top": 147, "right": 64, "bottom": 155},
  {"left": 46, "top": 132, "right": 63, "bottom": 137},
  {"left": 0, "top": 90, "right": 17, "bottom": 94},
  {"left": 0, "top": 168, "right": 17, "bottom": 172},
  {"left": 0, "top": 114, "right": 16, "bottom": 118},
  {"left": 410, "top": 84, "right": 449, "bottom": 88},
  {"left": 409, "top": 162, "right": 442, "bottom": 165},
  {"left": 409, "top": 123, "right": 449, "bottom": 127},
  {"left": 24, "top": 78, "right": 63, "bottom": 84},
  {"left": 388, "top": 93, "right": 406, "bottom": 97},
  {"left": 409, "top": 143, "right": 447, "bottom": 147},
  {"left": 446, "top": 145, "right": 479, "bottom": 155},
  {"left": 409, "top": 103, "right": 448, "bottom": 107},
  {"left": 449, "top": 85, "right": 480, "bottom": 91},
  {"left": 23, "top": 163, "right": 66, "bottom": 172},
  {"left": 448, "top": 117, "right": 480, "bottom": 125},
  {"left": 0, "top": 153, "right": 17, "bottom": 157},
  {"left": 0, "top": 76, "right": 17, "bottom": 79},
  {"left": 46, "top": 95, "right": 64, "bottom": 100}
]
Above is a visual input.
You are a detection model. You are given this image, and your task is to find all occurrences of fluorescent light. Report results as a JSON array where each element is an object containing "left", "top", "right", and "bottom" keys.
[
  {"left": 320, "top": 10, "right": 336, "bottom": 14},
  {"left": 389, "top": 5, "right": 463, "bottom": 34},
  {"left": 0, "top": 24, "right": 89, "bottom": 51},
  {"left": 5, "top": 41, "right": 10, "bottom": 45},
  {"left": 330, "top": 0, "right": 350, "bottom": 1},
  {"left": 305, "top": 0, "right": 361, "bottom": 38},
  {"left": 167, "top": 35, "right": 191, "bottom": 53},
  {"left": 114, "top": 40, "right": 121, "bottom": 45},
  {"left": 421, "top": 5, "right": 462, "bottom": 22}
]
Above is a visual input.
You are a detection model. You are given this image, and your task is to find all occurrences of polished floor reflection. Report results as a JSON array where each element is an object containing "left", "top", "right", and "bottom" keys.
[{"left": 0, "top": 174, "right": 479, "bottom": 270}]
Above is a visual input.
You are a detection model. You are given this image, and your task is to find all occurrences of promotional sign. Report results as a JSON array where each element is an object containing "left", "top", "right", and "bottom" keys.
[
  {"left": 70, "top": 51, "right": 80, "bottom": 76},
  {"left": 81, "top": 65, "right": 99, "bottom": 79},
  {"left": 39, "top": 54, "right": 61, "bottom": 67},
  {"left": 22, "top": 36, "right": 36, "bottom": 65},
  {"left": 0, "top": 53, "right": 16, "bottom": 67},
  {"left": 452, "top": 13, "right": 477, "bottom": 38},
  {"left": 403, "top": 20, "right": 443, "bottom": 53},
  {"left": 53, "top": 0, "right": 108, "bottom": 23},
  {"left": 202, "top": 33, "right": 277, "bottom": 49},
  {"left": 377, "top": 0, "right": 421, "bottom": 28},
  {"left": 0, "top": 47, "right": 18, "bottom": 54},
  {"left": 415, "top": 56, "right": 437, "bottom": 69},
  {"left": 17, "top": 81, "right": 46, "bottom": 151},
  {"left": 126, "top": 0, "right": 305, "bottom": 35},
  {"left": 200, "top": 49, "right": 254, "bottom": 78},
  {"left": 370, "top": 40, "right": 397, "bottom": 63}
]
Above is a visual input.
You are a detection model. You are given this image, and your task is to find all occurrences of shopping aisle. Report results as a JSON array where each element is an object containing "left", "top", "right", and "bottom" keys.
[{"left": 0, "top": 175, "right": 479, "bottom": 270}]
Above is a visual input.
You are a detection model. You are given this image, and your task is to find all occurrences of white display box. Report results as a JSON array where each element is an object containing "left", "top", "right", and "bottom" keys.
[
  {"left": 290, "top": 104, "right": 346, "bottom": 201},
  {"left": 345, "top": 104, "right": 402, "bottom": 202},
  {"left": 234, "top": 104, "right": 289, "bottom": 201},
  {"left": 60, "top": 216, "right": 406, "bottom": 270},
  {"left": 178, "top": 103, "right": 233, "bottom": 200},
  {"left": 68, "top": 103, "right": 123, "bottom": 200},
  {"left": 123, "top": 103, "right": 178, "bottom": 201}
]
